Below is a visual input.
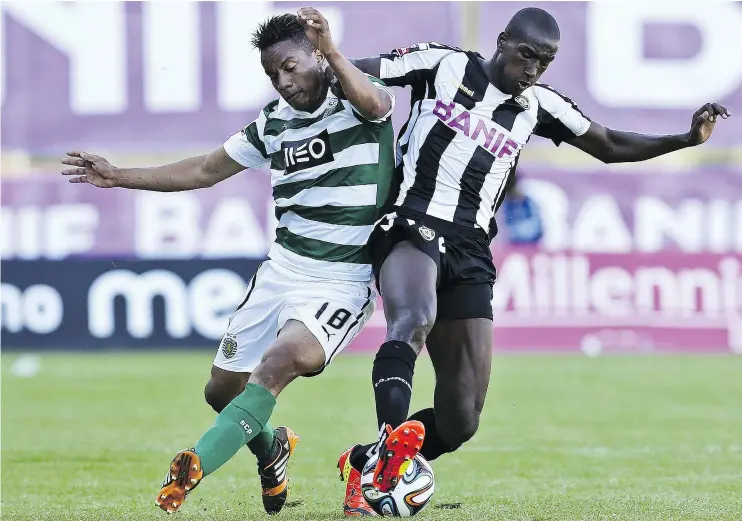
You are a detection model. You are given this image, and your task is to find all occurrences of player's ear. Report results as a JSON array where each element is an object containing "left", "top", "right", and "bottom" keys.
[
  {"left": 496, "top": 32, "right": 508, "bottom": 53},
  {"left": 315, "top": 49, "right": 325, "bottom": 66}
]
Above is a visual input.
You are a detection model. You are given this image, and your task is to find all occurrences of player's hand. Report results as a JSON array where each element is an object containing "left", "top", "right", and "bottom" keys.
[
  {"left": 296, "top": 7, "right": 338, "bottom": 58},
  {"left": 60, "top": 151, "right": 118, "bottom": 188},
  {"left": 688, "top": 103, "right": 731, "bottom": 146}
]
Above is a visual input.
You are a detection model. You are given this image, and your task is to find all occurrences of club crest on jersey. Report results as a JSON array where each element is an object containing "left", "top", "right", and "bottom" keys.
[
  {"left": 322, "top": 98, "right": 339, "bottom": 119},
  {"left": 221, "top": 334, "right": 238, "bottom": 359},
  {"left": 418, "top": 226, "right": 436, "bottom": 241},
  {"left": 282, "top": 129, "right": 335, "bottom": 175},
  {"left": 514, "top": 95, "right": 530, "bottom": 110}
]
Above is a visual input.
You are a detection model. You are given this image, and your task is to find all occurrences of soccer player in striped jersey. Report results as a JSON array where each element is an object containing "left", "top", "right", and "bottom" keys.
[
  {"left": 61, "top": 11, "right": 394, "bottom": 515},
  {"left": 334, "top": 6, "right": 730, "bottom": 514}
]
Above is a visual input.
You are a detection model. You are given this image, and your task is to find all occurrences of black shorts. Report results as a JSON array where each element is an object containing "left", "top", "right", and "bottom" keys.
[{"left": 370, "top": 210, "right": 496, "bottom": 321}]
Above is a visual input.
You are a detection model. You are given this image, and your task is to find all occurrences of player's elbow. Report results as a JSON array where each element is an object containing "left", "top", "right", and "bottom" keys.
[
  {"left": 359, "top": 99, "right": 389, "bottom": 121},
  {"left": 194, "top": 160, "right": 219, "bottom": 189},
  {"left": 586, "top": 140, "right": 619, "bottom": 164},
  {"left": 197, "top": 172, "right": 217, "bottom": 188},
  {"left": 596, "top": 130, "right": 622, "bottom": 164},
  {"left": 368, "top": 91, "right": 393, "bottom": 120},
  {"left": 598, "top": 150, "right": 619, "bottom": 164},
  {"left": 191, "top": 171, "right": 214, "bottom": 189}
]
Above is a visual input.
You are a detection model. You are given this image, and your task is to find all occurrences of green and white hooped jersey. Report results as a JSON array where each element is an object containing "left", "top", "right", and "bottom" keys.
[{"left": 223, "top": 77, "right": 395, "bottom": 282}]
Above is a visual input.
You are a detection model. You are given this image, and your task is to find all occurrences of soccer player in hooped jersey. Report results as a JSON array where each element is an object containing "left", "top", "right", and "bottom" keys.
[
  {"left": 333, "top": 6, "right": 731, "bottom": 516},
  {"left": 61, "top": 11, "right": 395, "bottom": 515}
]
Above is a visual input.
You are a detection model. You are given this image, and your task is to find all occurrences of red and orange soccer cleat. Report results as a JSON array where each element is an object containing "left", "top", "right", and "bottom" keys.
[
  {"left": 338, "top": 445, "right": 377, "bottom": 517},
  {"left": 371, "top": 421, "right": 425, "bottom": 493},
  {"left": 155, "top": 449, "right": 204, "bottom": 514}
]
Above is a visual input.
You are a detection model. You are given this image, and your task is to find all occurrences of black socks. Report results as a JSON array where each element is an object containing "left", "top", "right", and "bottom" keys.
[{"left": 372, "top": 340, "right": 417, "bottom": 429}]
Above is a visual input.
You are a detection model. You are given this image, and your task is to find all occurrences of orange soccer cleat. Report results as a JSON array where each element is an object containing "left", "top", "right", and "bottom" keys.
[
  {"left": 371, "top": 421, "right": 425, "bottom": 493},
  {"left": 155, "top": 449, "right": 204, "bottom": 514},
  {"left": 338, "top": 445, "right": 377, "bottom": 517}
]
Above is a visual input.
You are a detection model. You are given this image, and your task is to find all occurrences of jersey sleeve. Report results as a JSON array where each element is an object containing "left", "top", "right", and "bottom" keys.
[
  {"left": 379, "top": 42, "right": 458, "bottom": 87},
  {"left": 532, "top": 84, "right": 592, "bottom": 146},
  {"left": 347, "top": 75, "right": 396, "bottom": 124},
  {"left": 223, "top": 110, "right": 270, "bottom": 169}
]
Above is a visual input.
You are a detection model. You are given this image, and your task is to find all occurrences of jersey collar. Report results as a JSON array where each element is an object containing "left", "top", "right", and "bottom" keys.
[{"left": 276, "top": 89, "right": 338, "bottom": 118}]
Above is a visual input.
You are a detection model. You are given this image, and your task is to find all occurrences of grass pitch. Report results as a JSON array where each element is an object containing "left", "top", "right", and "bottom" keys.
[{"left": 2, "top": 352, "right": 741, "bottom": 520}]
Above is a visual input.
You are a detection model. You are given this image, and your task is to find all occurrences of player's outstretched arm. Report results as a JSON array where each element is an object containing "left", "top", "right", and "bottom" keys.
[
  {"left": 60, "top": 147, "right": 245, "bottom": 191},
  {"left": 297, "top": 8, "right": 390, "bottom": 120},
  {"left": 568, "top": 102, "right": 731, "bottom": 164}
]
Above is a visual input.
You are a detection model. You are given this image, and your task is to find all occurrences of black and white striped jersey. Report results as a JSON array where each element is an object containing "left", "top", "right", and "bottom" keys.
[{"left": 378, "top": 42, "right": 591, "bottom": 235}]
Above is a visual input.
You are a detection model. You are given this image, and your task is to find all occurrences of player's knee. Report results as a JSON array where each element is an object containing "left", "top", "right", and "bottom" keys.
[
  {"left": 204, "top": 378, "right": 240, "bottom": 413},
  {"left": 254, "top": 345, "right": 323, "bottom": 392},
  {"left": 386, "top": 305, "right": 436, "bottom": 349}
]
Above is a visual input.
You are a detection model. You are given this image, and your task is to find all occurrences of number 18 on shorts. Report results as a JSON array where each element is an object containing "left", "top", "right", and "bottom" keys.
[{"left": 213, "top": 260, "right": 376, "bottom": 374}]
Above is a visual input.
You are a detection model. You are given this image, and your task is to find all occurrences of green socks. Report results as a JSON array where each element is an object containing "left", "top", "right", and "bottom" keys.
[
  {"left": 194, "top": 383, "right": 276, "bottom": 476},
  {"left": 247, "top": 423, "right": 276, "bottom": 459}
]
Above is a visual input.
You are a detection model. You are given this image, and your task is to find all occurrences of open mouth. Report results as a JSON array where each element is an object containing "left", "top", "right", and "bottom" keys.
[{"left": 517, "top": 81, "right": 531, "bottom": 90}]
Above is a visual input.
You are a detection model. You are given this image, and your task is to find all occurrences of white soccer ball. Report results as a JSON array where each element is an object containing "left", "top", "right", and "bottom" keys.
[{"left": 360, "top": 453, "right": 435, "bottom": 517}]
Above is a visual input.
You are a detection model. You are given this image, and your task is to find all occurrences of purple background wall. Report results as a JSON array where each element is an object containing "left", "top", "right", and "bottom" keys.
[
  {"left": 2, "top": 2, "right": 740, "bottom": 351},
  {"left": 3, "top": 1, "right": 741, "bottom": 152}
]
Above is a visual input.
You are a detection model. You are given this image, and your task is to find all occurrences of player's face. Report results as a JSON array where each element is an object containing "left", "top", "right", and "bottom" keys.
[
  {"left": 261, "top": 40, "right": 327, "bottom": 112},
  {"left": 494, "top": 32, "right": 558, "bottom": 95}
]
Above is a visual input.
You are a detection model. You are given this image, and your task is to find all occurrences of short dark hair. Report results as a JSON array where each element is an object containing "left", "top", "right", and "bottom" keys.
[
  {"left": 251, "top": 13, "right": 312, "bottom": 51},
  {"left": 505, "top": 7, "right": 560, "bottom": 42}
]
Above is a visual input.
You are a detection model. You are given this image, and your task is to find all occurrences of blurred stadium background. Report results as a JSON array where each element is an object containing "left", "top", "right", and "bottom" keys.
[
  {"left": 1, "top": 2, "right": 741, "bottom": 520},
  {"left": 2, "top": 1, "right": 741, "bottom": 353}
]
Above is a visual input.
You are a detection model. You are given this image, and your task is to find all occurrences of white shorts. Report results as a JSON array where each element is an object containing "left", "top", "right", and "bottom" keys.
[{"left": 213, "top": 260, "right": 376, "bottom": 374}]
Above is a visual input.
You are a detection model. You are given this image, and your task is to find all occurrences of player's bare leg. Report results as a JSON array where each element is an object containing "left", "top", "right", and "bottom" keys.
[
  {"left": 156, "top": 320, "right": 325, "bottom": 514},
  {"left": 348, "top": 241, "right": 437, "bottom": 492},
  {"left": 408, "top": 318, "right": 494, "bottom": 460},
  {"left": 380, "top": 241, "right": 438, "bottom": 356},
  {"left": 204, "top": 366, "right": 250, "bottom": 413}
]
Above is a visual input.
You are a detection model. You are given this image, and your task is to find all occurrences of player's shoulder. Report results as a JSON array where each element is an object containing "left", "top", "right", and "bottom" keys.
[
  {"left": 389, "top": 41, "right": 464, "bottom": 58},
  {"left": 332, "top": 74, "right": 389, "bottom": 103},
  {"left": 251, "top": 98, "right": 291, "bottom": 140},
  {"left": 261, "top": 99, "right": 282, "bottom": 119},
  {"left": 239, "top": 99, "right": 281, "bottom": 133},
  {"left": 531, "top": 82, "right": 579, "bottom": 107},
  {"left": 365, "top": 74, "right": 388, "bottom": 87}
]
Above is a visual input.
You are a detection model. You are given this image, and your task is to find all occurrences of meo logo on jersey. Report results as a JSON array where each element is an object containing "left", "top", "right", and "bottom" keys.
[{"left": 282, "top": 129, "right": 335, "bottom": 175}]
